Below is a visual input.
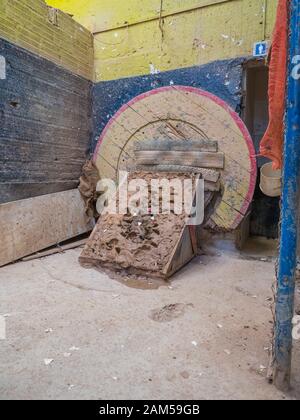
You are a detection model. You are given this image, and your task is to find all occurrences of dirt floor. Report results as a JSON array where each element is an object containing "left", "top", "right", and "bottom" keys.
[{"left": 0, "top": 236, "right": 299, "bottom": 400}]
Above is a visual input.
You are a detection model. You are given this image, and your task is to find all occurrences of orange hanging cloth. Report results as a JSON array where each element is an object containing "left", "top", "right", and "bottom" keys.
[{"left": 260, "top": 0, "right": 289, "bottom": 170}]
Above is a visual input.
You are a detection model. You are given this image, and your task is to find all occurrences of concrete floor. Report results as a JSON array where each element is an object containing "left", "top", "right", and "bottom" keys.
[{"left": 0, "top": 237, "right": 299, "bottom": 400}]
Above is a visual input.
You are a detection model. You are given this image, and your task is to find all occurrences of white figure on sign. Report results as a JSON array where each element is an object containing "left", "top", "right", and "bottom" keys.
[{"left": 258, "top": 44, "right": 264, "bottom": 55}]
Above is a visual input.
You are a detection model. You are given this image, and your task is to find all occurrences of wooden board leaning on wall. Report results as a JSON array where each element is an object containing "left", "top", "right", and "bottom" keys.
[{"left": 0, "top": 189, "right": 94, "bottom": 267}]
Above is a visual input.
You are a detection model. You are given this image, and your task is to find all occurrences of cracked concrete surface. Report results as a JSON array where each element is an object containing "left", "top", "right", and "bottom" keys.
[{"left": 0, "top": 238, "right": 299, "bottom": 400}]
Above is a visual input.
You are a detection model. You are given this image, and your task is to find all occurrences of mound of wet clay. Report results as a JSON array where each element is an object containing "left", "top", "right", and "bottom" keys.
[
  {"left": 79, "top": 212, "right": 186, "bottom": 278},
  {"left": 79, "top": 172, "right": 200, "bottom": 280}
]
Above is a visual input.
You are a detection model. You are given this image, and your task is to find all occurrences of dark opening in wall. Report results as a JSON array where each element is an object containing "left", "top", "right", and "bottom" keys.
[
  {"left": 243, "top": 61, "right": 280, "bottom": 239},
  {"left": 9, "top": 100, "right": 20, "bottom": 109}
]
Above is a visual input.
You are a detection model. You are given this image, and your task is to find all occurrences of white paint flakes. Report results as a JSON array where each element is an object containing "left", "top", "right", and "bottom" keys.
[
  {"left": 149, "top": 63, "right": 160, "bottom": 75},
  {"left": 0, "top": 56, "right": 6, "bottom": 79},
  {"left": 45, "top": 328, "right": 53, "bottom": 334}
]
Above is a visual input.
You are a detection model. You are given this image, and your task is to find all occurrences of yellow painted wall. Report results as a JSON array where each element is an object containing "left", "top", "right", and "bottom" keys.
[
  {"left": 47, "top": 0, "right": 237, "bottom": 33},
  {"left": 0, "top": 0, "right": 94, "bottom": 80},
  {"left": 48, "top": 0, "right": 278, "bottom": 82}
]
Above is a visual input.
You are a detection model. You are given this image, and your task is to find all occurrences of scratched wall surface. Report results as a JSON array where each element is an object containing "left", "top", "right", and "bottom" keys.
[
  {"left": 48, "top": 0, "right": 277, "bottom": 82},
  {"left": 0, "top": 0, "right": 94, "bottom": 204},
  {"left": 0, "top": 0, "right": 94, "bottom": 80},
  {"left": 0, "top": 38, "right": 92, "bottom": 204}
]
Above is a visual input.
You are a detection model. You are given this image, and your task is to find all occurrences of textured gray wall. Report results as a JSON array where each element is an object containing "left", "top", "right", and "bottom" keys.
[{"left": 0, "top": 38, "right": 92, "bottom": 204}]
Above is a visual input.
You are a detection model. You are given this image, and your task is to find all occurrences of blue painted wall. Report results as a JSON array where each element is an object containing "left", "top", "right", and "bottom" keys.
[{"left": 92, "top": 57, "right": 245, "bottom": 153}]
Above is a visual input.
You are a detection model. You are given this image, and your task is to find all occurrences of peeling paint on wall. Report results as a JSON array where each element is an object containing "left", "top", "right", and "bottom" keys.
[{"left": 92, "top": 58, "right": 245, "bottom": 153}]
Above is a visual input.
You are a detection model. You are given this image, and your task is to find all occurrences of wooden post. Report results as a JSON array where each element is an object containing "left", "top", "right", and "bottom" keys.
[{"left": 273, "top": 0, "right": 300, "bottom": 391}]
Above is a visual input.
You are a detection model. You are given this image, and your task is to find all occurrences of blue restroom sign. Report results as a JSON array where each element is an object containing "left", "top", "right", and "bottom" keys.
[{"left": 253, "top": 41, "right": 269, "bottom": 57}]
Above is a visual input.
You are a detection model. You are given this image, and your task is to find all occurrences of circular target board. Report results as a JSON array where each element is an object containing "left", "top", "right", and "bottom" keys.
[{"left": 93, "top": 86, "right": 257, "bottom": 231}]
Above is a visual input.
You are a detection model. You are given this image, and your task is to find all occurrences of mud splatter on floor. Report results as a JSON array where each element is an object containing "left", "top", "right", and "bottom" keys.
[
  {"left": 150, "top": 303, "right": 194, "bottom": 322},
  {"left": 91, "top": 265, "right": 170, "bottom": 290}
]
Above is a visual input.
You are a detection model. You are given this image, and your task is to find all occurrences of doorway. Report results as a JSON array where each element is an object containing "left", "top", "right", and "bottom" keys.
[{"left": 243, "top": 61, "right": 280, "bottom": 239}]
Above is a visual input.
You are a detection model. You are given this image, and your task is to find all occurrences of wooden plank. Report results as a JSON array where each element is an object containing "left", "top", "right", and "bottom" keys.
[
  {"left": 22, "top": 239, "right": 87, "bottom": 262},
  {"left": 163, "top": 226, "right": 195, "bottom": 278},
  {"left": 134, "top": 165, "right": 220, "bottom": 182},
  {"left": 199, "top": 169, "right": 220, "bottom": 183},
  {"left": 135, "top": 139, "right": 218, "bottom": 152},
  {"left": 235, "top": 211, "right": 251, "bottom": 251},
  {"left": 0, "top": 181, "right": 78, "bottom": 205},
  {"left": 0, "top": 189, "right": 94, "bottom": 267},
  {"left": 135, "top": 151, "right": 224, "bottom": 169},
  {"left": 205, "top": 180, "right": 221, "bottom": 192}
]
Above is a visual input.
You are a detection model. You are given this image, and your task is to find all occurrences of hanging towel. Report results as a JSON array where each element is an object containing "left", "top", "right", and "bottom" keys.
[{"left": 260, "top": 0, "right": 289, "bottom": 170}]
